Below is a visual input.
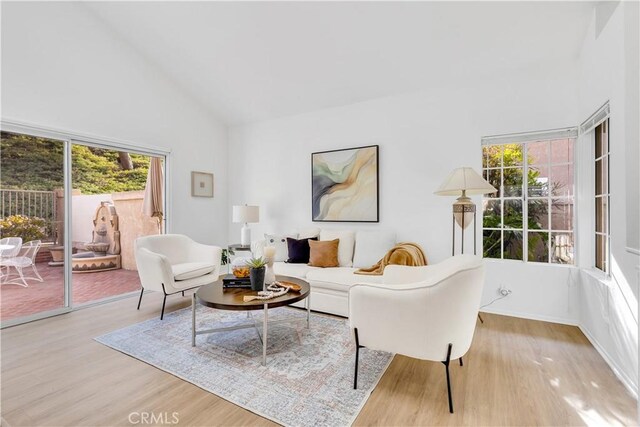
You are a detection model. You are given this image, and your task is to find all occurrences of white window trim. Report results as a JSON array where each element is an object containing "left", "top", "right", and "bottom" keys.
[
  {"left": 482, "top": 127, "right": 578, "bottom": 146},
  {"left": 592, "top": 119, "right": 611, "bottom": 275},
  {"left": 1, "top": 118, "right": 171, "bottom": 156},
  {"left": 579, "top": 101, "right": 610, "bottom": 135},
  {"left": 577, "top": 102, "right": 612, "bottom": 277},
  {"left": 481, "top": 128, "right": 578, "bottom": 264}
]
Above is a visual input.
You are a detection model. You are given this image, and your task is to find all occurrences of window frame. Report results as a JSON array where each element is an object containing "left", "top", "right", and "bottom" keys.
[
  {"left": 481, "top": 129, "right": 577, "bottom": 264},
  {"left": 594, "top": 119, "right": 610, "bottom": 274},
  {"left": 0, "top": 119, "right": 172, "bottom": 328}
]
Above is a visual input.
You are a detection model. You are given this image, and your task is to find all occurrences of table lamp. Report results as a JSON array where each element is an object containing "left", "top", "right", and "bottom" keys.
[
  {"left": 232, "top": 205, "right": 260, "bottom": 246},
  {"left": 434, "top": 167, "right": 497, "bottom": 255}
]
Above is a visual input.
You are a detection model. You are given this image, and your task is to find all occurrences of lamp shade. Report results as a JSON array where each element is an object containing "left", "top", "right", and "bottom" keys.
[
  {"left": 232, "top": 205, "right": 259, "bottom": 223},
  {"left": 434, "top": 167, "right": 497, "bottom": 196}
]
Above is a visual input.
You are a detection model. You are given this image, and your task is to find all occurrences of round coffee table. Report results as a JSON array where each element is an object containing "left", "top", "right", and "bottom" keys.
[{"left": 191, "top": 275, "right": 311, "bottom": 366}]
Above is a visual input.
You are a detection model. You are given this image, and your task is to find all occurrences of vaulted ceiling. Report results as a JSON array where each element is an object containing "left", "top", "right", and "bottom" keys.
[{"left": 84, "top": 2, "right": 594, "bottom": 125}]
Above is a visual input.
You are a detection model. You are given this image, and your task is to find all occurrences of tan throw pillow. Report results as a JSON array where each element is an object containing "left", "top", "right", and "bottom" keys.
[{"left": 308, "top": 239, "right": 340, "bottom": 268}]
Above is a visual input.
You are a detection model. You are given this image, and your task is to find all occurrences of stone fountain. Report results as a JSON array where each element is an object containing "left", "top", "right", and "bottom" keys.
[{"left": 72, "top": 202, "right": 122, "bottom": 273}]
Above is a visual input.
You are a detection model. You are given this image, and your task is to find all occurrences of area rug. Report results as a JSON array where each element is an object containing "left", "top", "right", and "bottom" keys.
[{"left": 96, "top": 306, "right": 393, "bottom": 427}]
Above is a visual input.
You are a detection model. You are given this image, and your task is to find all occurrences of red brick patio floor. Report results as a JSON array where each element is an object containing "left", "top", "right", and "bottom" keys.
[{"left": 0, "top": 262, "right": 141, "bottom": 321}]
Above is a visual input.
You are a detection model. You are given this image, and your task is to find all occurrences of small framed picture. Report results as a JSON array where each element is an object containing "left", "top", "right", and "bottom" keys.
[{"left": 191, "top": 171, "right": 214, "bottom": 197}]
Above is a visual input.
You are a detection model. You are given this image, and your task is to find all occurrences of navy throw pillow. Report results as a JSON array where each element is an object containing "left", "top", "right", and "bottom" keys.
[{"left": 286, "top": 237, "right": 318, "bottom": 264}]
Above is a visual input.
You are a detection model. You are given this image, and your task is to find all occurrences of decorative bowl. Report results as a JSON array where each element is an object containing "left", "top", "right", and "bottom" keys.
[{"left": 232, "top": 265, "right": 251, "bottom": 278}]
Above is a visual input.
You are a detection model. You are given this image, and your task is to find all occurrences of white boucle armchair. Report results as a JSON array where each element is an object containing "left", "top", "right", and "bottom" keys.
[
  {"left": 134, "top": 234, "right": 222, "bottom": 319},
  {"left": 349, "top": 255, "right": 485, "bottom": 413}
]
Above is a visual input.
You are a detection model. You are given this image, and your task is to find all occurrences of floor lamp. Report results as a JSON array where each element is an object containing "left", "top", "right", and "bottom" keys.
[
  {"left": 434, "top": 167, "right": 497, "bottom": 256},
  {"left": 435, "top": 167, "right": 496, "bottom": 324}
]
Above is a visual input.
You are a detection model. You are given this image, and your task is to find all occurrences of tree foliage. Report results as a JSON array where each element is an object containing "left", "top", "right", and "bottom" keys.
[
  {"left": 483, "top": 143, "right": 550, "bottom": 261},
  {"left": 0, "top": 132, "right": 149, "bottom": 194}
]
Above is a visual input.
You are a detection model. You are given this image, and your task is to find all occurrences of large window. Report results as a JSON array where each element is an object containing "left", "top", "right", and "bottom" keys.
[
  {"left": 481, "top": 130, "right": 576, "bottom": 264},
  {"left": 594, "top": 119, "right": 610, "bottom": 272}
]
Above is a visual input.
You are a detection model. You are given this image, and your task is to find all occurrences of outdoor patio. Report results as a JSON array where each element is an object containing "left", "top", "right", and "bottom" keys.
[{"left": 1, "top": 262, "right": 141, "bottom": 321}]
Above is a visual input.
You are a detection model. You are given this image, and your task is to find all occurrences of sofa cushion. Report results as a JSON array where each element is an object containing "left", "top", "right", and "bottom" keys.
[
  {"left": 309, "top": 239, "right": 340, "bottom": 267},
  {"left": 286, "top": 237, "right": 317, "bottom": 263},
  {"left": 319, "top": 229, "right": 355, "bottom": 267},
  {"left": 298, "top": 227, "right": 321, "bottom": 239},
  {"left": 264, "top": 233, "right": 298, "bottom": 262},
  {"left": 273, "top": 261, "right": 320, "bottom": 279},
  {"left": 305, "top": 267, "right": 384, "bottom": 288},
  {"left": 353, "top": 230, "right": 397, "bottom": 268},
  {"left": 172, "top": 262, "right": 216, "bottom": 281}
]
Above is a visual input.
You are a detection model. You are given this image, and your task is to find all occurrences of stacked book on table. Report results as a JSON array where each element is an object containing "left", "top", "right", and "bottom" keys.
[{"left": 222, "top": 274, "right": 252, "bottom": 289}]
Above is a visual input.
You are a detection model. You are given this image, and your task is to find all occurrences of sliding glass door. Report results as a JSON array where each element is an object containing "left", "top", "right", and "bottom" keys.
[
  {"left": 70, "top": 144, "right": 165, "bottom": 306},
  {"left": 1, "top": 124, "right": 168, "bottom": 327},
  {"left": 0, "top": 131, "right": 71, "bottom": 324}
]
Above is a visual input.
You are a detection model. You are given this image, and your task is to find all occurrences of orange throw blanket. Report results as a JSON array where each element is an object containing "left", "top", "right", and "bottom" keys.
[{"left": 354, "top": 242, "right": 427, "bottom": 275}]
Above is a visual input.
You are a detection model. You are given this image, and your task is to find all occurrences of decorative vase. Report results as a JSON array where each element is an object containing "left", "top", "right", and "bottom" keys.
[
  {"left": 250, "top": 266, "right": 266, "bottom": 291},
  {"left": 264, "top": 258, "right": 276, "bottom": 285}
]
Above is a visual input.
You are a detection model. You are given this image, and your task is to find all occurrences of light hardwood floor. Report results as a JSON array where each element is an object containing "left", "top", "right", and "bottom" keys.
[{"left": 1, "top": 291, "right": 636, "bottom": 426}]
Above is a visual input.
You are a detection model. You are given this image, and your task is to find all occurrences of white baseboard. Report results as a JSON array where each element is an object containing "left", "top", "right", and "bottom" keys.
[
  {"left": 479, "top": 306, "right": 578, "bottom": 326},
  {"left": 579, "top": 325, "right": 638, "bottom": 399}
]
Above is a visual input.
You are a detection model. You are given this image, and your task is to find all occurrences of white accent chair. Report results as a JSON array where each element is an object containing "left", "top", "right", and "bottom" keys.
[
  {"left": 134, "top": 234, "right": 222, "bottom": 319},
  {"left": 349, "top": 255, "right": 485, "bottom": 413}
]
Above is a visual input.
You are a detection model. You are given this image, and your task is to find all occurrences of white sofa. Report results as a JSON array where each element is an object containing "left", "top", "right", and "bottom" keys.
[{"left": 252, "top": 227, "right": 398, "bottom": 316}]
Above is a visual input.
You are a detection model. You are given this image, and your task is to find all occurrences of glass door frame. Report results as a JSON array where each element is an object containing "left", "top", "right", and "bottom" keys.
[
  {"left": 69, "top": 139, "right": 170, "bottom": 310},
  {"left": 0, "top": 119, "right": 171, "bottom": 328}
]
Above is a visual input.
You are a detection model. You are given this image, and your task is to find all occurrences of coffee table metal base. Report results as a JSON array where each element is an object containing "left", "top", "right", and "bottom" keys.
[{"left": 191, "top": 293, "right": 311, "bottom": 366}]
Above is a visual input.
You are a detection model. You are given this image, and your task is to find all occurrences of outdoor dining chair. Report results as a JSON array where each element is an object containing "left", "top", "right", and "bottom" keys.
[
  {"left": 0, "top": 239, "right": 42, "bottom": 287},
  {"left": 0, "top": 237, "right": 22, "bottom": 280}
]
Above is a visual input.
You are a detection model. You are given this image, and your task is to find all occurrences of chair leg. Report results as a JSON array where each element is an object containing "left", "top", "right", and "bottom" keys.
[
  {"left": 459, "top": 357, "right": 463, "bottom": 367},
  {"left": 353, "top": 327, "right": 361, "bottom": 390},
  {"left": 160, "top": 294, "right": 167, "bottom": 320},
  {"left": 442, "top": 343, "right": 454, "bottom": 414},
  {"left": 16, "top": 266, "right": 29, "bottom": 287},
  {"left": 31, "top": 264, "right": 43, "bottom": 282},
  {"left": 182, "top": 291, "right": 185, "bottom": 297},
  {"left": 0, "top": 266, "right": 28, "bottom": 287},
  {"left": 137, "top": 288, "right": 144, "bottom": 310}
]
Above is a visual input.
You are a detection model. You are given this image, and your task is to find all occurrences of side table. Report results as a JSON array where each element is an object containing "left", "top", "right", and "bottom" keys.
[{"left": 228, "top": 243, "right": 252, "bottom": 257}]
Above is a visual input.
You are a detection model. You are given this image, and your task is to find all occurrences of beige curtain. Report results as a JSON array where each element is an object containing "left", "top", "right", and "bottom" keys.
[{"left": 142, "top": 156, "right": 164, "bottom": 233}]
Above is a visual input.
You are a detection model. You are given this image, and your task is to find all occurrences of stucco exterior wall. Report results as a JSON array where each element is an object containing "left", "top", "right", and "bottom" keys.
[{"left": 111, "top": 191, "right": 160, "bottom": 270}]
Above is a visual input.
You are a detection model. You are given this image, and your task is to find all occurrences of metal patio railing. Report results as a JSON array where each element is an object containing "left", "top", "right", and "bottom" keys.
[{"left": 0, "top": 189, "right": 57, "bottom": 239}]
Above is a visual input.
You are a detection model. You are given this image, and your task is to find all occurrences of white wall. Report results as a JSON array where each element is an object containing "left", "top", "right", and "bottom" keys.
[
  {"left": 1, "top": 2, "right": 229, "bottom": 247},
  {"left": 229, "top": 59, "right": 580, "bottom": 324},
  {"left": 575, "top": 1, "right": 639, "bottom": 397},
  {"left": 624, "top": 2, "right": 640, "bottom": 254}
]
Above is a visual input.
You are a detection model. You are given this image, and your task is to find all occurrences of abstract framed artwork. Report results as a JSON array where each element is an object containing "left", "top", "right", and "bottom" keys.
[
  {"left": 312, "top": 145, "right": 379, "bottom": 222},
  {"left": 191, "top": 171, "right": 214, "bottom": 197}
]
